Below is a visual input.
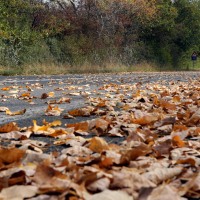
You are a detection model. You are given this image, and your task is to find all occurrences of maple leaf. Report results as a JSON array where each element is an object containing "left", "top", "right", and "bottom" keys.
[{"left": 32, "top": 120, "right": 48, "bottom": 132}]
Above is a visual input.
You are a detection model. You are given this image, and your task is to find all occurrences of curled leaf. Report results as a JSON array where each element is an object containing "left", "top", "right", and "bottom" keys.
[{"left": 6, "top": 109, "right": 26, "bottom": 116}]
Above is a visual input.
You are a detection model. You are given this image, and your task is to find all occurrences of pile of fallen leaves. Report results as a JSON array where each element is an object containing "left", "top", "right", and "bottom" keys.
[{"left": 0, "top": 76, "right": 200, "bottom": 200}]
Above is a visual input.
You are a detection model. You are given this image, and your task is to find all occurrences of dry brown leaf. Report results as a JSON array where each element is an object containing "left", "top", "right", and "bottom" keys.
[
  {"left": 154, "top": 117, "right": 176, "bottom": 127},
  {"left": 41, "top": 93, "right": 48, "bottom": 99},
  {"left": 89, "top": 118, "right": 109, "bottom": 135},
  {"left": 132, "top": 113, "right": 159, "bottom": 125},
  {"left": 32, "top": 162, "right": 67, "bottom": 185},
  {"left": 160, "top": 99, "right": 176, "bottom": 110},
  {"left": 172, "top": 135, "right": 185, "bottom": 148},
  {"left": 153, "top": 139, "right": 172, "bottom": 157},
  {"left": 187, "top": 108, "right": 200, "bottom": 124},
  {"left": 67, "top": 121, "right": 89, "bottom": 132},
  {"left": 176, "top": 158, "right": 196, "bottom": 167},
  {"left": 0, "top": 148, "right": 25, "bottom": 166},
  {"left": 88, "top": 137, "right": 109, "bottom": 153},
  {"left": 0, "top": 122, "right": 19, "bottom": 133},
  {"left": 120, "top": 143, "right": 151, "bottom": 165},
  {"left": 173, "top": 95, "right": 181, "bottom": 103},
  {"left": 68, "top": 107, "right": 92, "bottom": 117},
  {"left": 49, "top": 129, "right": 71, "bottom": 137}
]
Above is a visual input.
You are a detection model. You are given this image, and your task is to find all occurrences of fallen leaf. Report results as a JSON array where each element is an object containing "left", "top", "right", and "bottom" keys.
[
  {"left": 67, "top": 121, "right": 89, "bottom": 132},
  {"left": 41, "top": 93, "right": 48, "bottom": 99},
  {"left": 0, "top": 148, "right": 25, "bottom": 166},
  {"left": 45, "top": 104, "right": 63, "bottom": 116},
  {"left": 0, "top": 122, "right": 19, "bottom": 133},
  {"left": 143, "top": 167, "right": 183, "bottom": 184},
  {"left": 32, "top": 120, "right": 49, "bottom": 133},
  {"left": 6, "top": 109, "right": 26, "bottom": 116},
  {"left": 88, "top": 137, "right": 109, "bottom": 153},
  {"left": 0, "top": 185, "right": 38, "bottom": 200},
  {"left": 86, "top": 177, "right": 110, "bottom": 192},
  {"left": 0, "top": 107, "right": 9, "bottom": 112},
  {"left": 1, "top": 87, "right": 11, "bottom": 91},
  {"left": 172, "top": 135, "right": 185, "bottom": 148},
  {"left": 160, "top": 99, "right": 176, "bottom": 110},
  {"left": 89, "top": 118, "right": 109, "bottom": 135},
  {"left": 20, "top": 92, "right": 31, "bottom": 97},
  {"left": 145, "top": 184, "right": 185, "bottom": 200},
  {"left": 48, "top": 91, "right": 55, "bottom": 97},
  {"left": 86, "top": 189, "right": 132, "bottom": 200}
]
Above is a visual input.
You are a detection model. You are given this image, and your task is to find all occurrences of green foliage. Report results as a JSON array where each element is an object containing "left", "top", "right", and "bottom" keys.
[{"left": 0, "top": 0, "right": 200, "bottom": 72}]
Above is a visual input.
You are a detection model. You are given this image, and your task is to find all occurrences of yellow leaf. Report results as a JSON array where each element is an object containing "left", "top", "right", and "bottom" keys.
[
  {"left": 48, "top": 92, "right": 55, "bottom": 97},
  {"left": 1, "top": 87, "right": 10, "bottom": 91},
  {"left": 21, "top": 92, "right": 31, "bottom": 97},
  {"left": 32, "top": 120, "right": 49, "bottom": 133},
  {"left": 6, "top": 109, "right": 26, "bottom": 116},
  {"left": 0, "top": 122, "right": 19, "bottom": 133}
]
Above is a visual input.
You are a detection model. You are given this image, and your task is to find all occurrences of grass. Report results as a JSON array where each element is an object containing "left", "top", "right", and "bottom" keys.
[{"left": 0, "top": 61, "right": 199, "bottom": 76}]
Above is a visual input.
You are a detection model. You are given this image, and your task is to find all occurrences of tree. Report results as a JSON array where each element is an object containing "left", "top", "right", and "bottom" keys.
[{"left": 0, "top": 0, "right": 45, "bottom": 66}]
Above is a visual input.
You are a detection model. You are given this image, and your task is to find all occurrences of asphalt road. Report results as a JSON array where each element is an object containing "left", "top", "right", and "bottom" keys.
[{"left": 0, "top": 71, "right": 200, "bottom": 128}]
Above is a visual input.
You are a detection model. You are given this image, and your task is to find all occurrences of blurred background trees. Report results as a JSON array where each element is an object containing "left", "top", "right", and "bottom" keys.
[{"left": 0, "top": 0, "right": 200, "bottom": 71}]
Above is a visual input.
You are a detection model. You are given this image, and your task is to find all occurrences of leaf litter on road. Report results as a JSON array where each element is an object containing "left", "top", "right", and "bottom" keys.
[{"left": 0, "top": 73, "right": 200, "bottom": 199}]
